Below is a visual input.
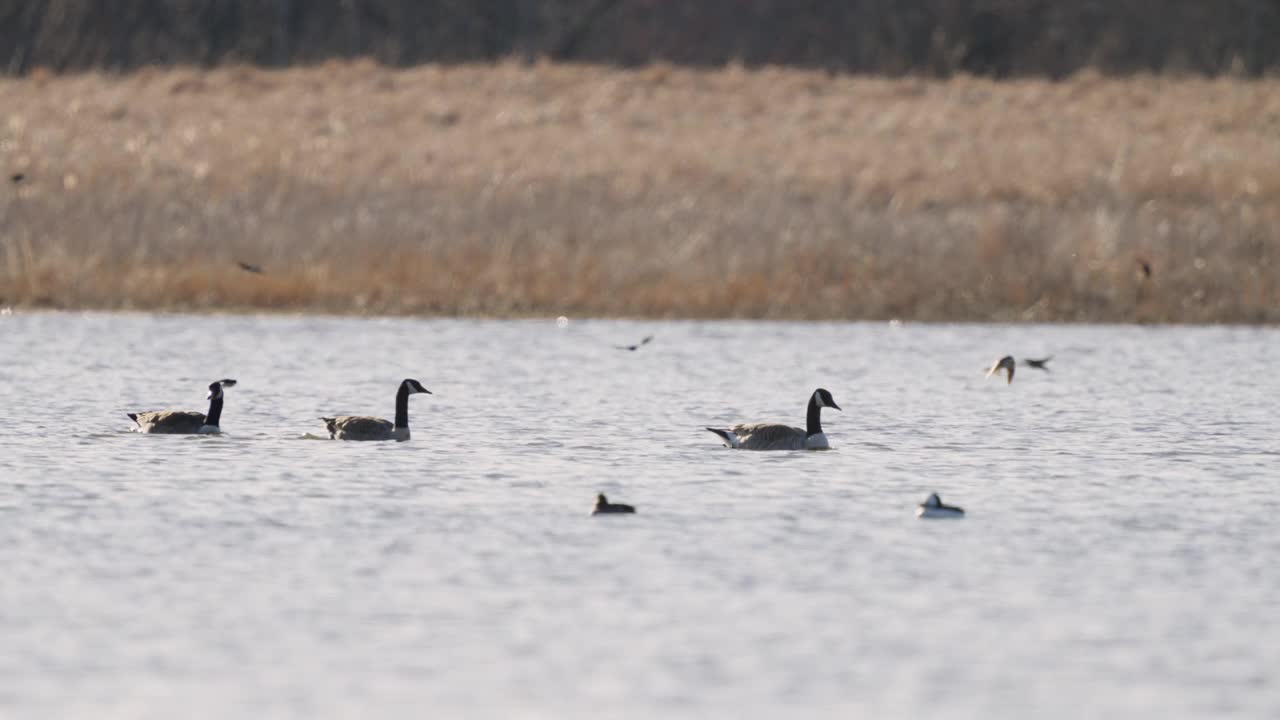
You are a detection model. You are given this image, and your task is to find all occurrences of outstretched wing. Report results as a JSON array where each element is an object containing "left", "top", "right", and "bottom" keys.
[{"left": 615, "top": 335, "right": 654, "bottom": 351}]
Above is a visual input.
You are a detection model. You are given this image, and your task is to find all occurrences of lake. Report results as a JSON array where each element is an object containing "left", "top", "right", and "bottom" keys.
[{"left": 1, "top": 312, "right": 1277, "bottom": 718}]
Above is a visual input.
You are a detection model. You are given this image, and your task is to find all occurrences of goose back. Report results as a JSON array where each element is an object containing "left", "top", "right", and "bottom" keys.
[
  {"left": 729, "top": 423, "right": 810, "bottom": 450},
  {"left": 130, "top": 410, "right": 210, "bottom": 434},
  {"left": 322, "top": 416, "right": 403, "bottom": 441}
]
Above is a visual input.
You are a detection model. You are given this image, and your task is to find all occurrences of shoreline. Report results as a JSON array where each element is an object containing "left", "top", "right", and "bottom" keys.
[
  {"left": 6, "top": 306, "right": 1278, "bottom": 331},
  {"left": 2, "top": 62, "right": 1277, "bottom": 323}
]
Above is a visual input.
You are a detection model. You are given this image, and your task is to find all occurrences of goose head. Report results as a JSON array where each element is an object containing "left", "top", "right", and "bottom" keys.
[
  {"left": 206, "top": 378, "right": 237, "bottom": 399},
  {"left": 813, "top": 388, "right": 841, "bottom": 411},
  {"left": 401, "top": 378, "right": 432, "bottom": 395}
]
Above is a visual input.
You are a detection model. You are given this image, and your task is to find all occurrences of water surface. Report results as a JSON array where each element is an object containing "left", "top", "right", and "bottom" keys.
[{"left": 1, "top": 312, "right": 1277, "bottom": 718}]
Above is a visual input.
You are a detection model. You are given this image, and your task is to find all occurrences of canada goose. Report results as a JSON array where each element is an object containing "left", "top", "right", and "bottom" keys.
[
  {"left": 321, "top": 378, "right": 431, "bottom": 441},
  {"left": 916, "top": 493, "right": 965, "bottom": 519},
  {"left": 236, "top": 260, "right": 264, "bottom": 274},
  {"left": 985, "top": 356, "right": 1016, "bottom": 384},
  {"left": 592, "top": 493, "right": 636, "bottom": 515},
  {"left": 614, "top": 335, "right": 653, "bottom": 351},
  {"left": 1023, "top": 356, "right": 1052, "bottom": 371},
  {"left": 706, "top": 388, "right": 841, "bottom": 451},
  {"left": 128, "top": 379, "right": 237, "bottom": 434}
]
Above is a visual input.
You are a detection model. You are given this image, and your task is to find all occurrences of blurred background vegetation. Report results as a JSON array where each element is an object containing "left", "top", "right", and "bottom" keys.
[
  {"left": 3, "top": 0, "right": 1278, "bottom": 77},
  {"left": 1, "top": 2, "right": 1277, "bottom": 321}
]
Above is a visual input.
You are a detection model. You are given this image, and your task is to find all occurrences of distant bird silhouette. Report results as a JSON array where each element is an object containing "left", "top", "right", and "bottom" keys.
[
  {"left": 1134, "top": 258, "right": 1153, "bottom": 310},
  {"left": 614, "top": 335, "right": 653, "bottom": 351},
  {"left": 1135, "top": 258, "right": 1152, "bottom": 280},
  {"left": 9, "top": 173, "right": 24, "bottom": 185},
  {"left": 1022, "top": 356, "right": 1052, "bottom": 371},
  {"left": 592, "top": 493, "right": 636, "bottom": 515},
  {"left": 985, "top": 355, "right": 1016, "bottom": 384},
  {"left": 236, "top": 261, "right": 264, "bottom": 274}
]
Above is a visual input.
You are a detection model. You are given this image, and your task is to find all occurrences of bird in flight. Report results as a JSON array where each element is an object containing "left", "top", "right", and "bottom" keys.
[
  {"left": 236, "top": 261, "right": 264, "bottom": 274},
  {"left": 10, "top": 173, "right": 24, "bottom": 185},
  {"left": 1135, "top": 258, "right": 1152, "bottom": 279},
  {"left": 985, "top": 355, "right": 1016, "bottom": 384},
  {"left": 615, "top": 335, "right": 653, "bottom": 351},
  {"left": 1023, "top": 356, "right": 1052, "bottom": 371}
]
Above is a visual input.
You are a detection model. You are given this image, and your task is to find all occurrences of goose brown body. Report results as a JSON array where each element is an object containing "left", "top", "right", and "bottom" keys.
[
  {"left": 129, "top": 410, "right": 211, "bottom": 434},
  {"left": 322, "top": 416, "right": 403, "bottom": 441}
]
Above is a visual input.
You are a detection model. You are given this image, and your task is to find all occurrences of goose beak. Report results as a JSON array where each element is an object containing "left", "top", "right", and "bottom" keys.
[{"left": 830, "top": 401, "right": 842, "bottom": 411}]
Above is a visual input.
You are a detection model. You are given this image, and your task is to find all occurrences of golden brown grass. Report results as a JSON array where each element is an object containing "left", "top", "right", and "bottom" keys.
[{"left": 1, "top": 60, "right": 1278, "bottom": 321}]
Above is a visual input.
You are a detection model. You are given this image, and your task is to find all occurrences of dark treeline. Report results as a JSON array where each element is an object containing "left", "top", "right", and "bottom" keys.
[{"left": 3, "top": 0, "right": 1278, "bottom": 77}]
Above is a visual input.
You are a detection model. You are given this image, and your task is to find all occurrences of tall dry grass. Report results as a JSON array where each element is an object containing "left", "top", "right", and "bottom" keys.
[{"left": 1, "top": 61, "right": 1278, "bottom": 321}]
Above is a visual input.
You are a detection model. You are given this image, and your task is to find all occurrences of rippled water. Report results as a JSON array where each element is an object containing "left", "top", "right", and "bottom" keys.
[{"left": 2, "top": 312, "right": 1278, "bottom": 719}]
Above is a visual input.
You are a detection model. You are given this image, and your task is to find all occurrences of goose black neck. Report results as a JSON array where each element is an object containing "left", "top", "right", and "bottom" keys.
[
  {"left": 205, "top": 393, "right": 224, "bottom": 427},
  {"left": 394, "top": 385, "right": 410, "bottom": 429},
  {"left": 806, "top": 395, "right": 822, "bottom": 437}
]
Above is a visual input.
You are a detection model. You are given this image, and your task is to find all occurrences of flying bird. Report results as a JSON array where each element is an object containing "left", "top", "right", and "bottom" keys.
[
  {"left": 10, "top": 173, "right": 25, "bottom": 185},
  {"left": 1022, "top": 356, "right": 1052, "bottom": 371},
  {"left": 985, "top": 356, "right": 1016, "bottom": 384},
  {"left": 1135, "top": 258, "right": 1152, "bottom": 279},
  {"left": 614, "top": 335, "right": 653, "bottom": 351},
  {"left": 236, "top": 261, "right": 264, "bottom": 274}
]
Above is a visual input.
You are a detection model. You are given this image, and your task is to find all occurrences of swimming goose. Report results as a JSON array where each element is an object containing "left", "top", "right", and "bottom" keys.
[
  {"left": 706, "top": 388, "right": 841, "bottom": 450},
  {"left": 321, "top": 378, "right": 431, "bottom": 441},
  {"left": 916, "top": 493, "right": 965, "bottom": 519},
  {"left": 1023, "top": 356, "right": 1052, "bottom": 371},
  {"left": 985, "top": 355, "right": 1016, "bottom": 384},
  {"left": 592, "top": 493, "right": 636, "bottom": 515},
  {"left": 128, "top": 379, "right": 237, "bottom": 434}
]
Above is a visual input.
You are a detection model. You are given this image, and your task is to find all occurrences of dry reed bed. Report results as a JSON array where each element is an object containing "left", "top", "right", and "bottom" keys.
[{"left": 1, "top": 61, "right": 1278, "bottom": 321}]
